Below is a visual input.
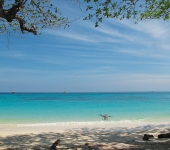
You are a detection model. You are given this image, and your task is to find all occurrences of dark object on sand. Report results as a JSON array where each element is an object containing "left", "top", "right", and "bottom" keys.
[
  {"left": 143, "top": 134, "right": 154, "bottom": 141},
  {"left": 85, "top": 143, "right": 101, "bottom": 150},
  {"left": 158, "top": 133, "right": 170, "bottom": 139},
  {"left": 50, "top": 139, "right": 60, "bottom": 150},
  {"left": 144, "top": 134, "right": 154, "bottom": 138},
  {"left": 143, "top": 135, "right": 149, "bottom": 141}
]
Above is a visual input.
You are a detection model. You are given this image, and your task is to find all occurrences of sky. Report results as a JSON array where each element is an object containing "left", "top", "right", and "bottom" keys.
[{"left": 1, "top": 1, "right": 170, "bottom": 92}]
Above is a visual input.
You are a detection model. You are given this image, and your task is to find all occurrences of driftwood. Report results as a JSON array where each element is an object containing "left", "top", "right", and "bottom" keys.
[
  {"left": 143, "top": 135, "right": 149, "bottom": 141},
  {"left": 158, "top": 133, "right": 170, "bottom": 139},
  {"left": 144, "top": 134, "right": 154, "bottom": 138},
  {"left": 50, "top": 139, "right": 60, "bottom": 150},
  {"left": 143, "top": 134, "right": 154, "bottom": 141}
]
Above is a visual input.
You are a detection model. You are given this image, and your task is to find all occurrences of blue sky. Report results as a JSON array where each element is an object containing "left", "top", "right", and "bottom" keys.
[{"left": 1, "top": 1, "right": 170, "bottom": 92}]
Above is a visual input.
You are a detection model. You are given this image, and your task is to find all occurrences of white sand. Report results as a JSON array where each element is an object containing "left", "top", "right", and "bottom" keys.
[{"left": 0, "top": 122, "right": 170, "bottom": 149}]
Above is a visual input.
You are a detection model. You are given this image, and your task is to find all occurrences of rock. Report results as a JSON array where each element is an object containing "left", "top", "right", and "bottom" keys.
[
  {"left": 144, "top": 134, "right": 154, "bottom": 138},
  {"left": 142, "top": 135, "right": 150, "bottom": 141},
  {"left": 50, "top": 139, "right": 60, "bottom": 150},
  {"left": 158, "top": 133, "right": 170, "bottom": 139},
  {"left": 85, "top": 143, "right": 90, "bottom": 146},
  {"left": 142, "top": 134, "right": 154, "bottom": 141}
]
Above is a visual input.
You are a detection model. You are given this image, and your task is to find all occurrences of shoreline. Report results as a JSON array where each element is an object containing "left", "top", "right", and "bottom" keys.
[
  {"left": 1, "top": 118, "right": 170, "bottom": 125},
  {"left": 1, "top": 121, "right": 170, "bottom": 137}
]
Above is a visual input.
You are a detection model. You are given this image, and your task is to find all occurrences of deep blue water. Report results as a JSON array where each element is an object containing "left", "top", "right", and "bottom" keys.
[{"left": 0, "top": 92, "right": 170, "bottom": 124}]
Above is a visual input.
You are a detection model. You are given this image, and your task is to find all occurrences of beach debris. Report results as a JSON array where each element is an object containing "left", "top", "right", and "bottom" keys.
[
  {"left": 158, "top": 133, "right": 170, "bottom": 139},
  {"left": 144, "top": 134, "right": 154, "bottom": 138},
  {"left": 143, "top": 136, "right": 149, "bottom": 141},
  {"left": 142, "top": 135, "right": 149, "bottom": 141},
  {"left": 50, "top": 139, "right": 60, "bottom": 150},
  {"left": 142, "top": 134, "right": 154, "bottom": 141},
  {"left": 99, "top": 114, "right": 112, "bottom": 121},
  {"left": 85, "top": 142, "right": 145, "bottom": 150},
  {"left": 85, "top": 143, "right": 103, "bottom": 150}
]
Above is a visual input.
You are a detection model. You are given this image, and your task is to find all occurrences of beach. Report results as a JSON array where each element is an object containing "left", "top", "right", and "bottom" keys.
[
  {"left": 1, "top": 92, "right": 170, "bottom": 149},
  {"left": 1, "top": 122, "right": 170, "bottom": 150}
]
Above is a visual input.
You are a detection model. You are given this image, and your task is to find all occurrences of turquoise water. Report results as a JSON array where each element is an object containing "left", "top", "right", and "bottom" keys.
[{"left": 0, "top": 92, "right": 170, "bottom": 124}]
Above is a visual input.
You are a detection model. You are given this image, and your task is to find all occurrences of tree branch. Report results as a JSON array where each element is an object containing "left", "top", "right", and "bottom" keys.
[
  {"left": 0, "top": 0, "right": 4, "bottom": 16},
  {"left": 5, "top": 0, "right": 25, "bottom": 22},
  {"left": 15, "top": 15, "right": 37, "bottom": 35}
]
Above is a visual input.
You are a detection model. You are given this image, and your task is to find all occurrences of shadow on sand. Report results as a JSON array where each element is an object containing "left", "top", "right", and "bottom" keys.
[{"left": 0, "top": 124, "right": 170, "bottom": 150}]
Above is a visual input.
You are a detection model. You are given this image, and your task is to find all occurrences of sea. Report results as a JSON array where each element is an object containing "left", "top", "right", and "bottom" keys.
[{"left": 0, "top": 92, "right": 170, "bottom": 126}]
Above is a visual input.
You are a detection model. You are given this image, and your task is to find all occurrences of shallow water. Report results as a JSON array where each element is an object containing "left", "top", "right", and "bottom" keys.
[{"left": 0, "top": 92, "right": 170, "bottom": 125}]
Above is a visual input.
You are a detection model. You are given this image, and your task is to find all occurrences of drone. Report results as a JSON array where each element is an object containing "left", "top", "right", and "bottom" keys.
[{"left": 99, "top": 114, "right": 113, "bottom": 121}]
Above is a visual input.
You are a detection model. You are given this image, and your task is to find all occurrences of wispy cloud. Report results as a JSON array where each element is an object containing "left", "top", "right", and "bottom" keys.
[
  {"left": 119, "top": 19, "right": 169, "bottom": 39},
  {"left": 0, "top": 51, "right": 27, "bottom": 59},
  {"left": 159, "top": 43, "right": 170, "bottom": 50},
  {"left": 55, "top": 31, "right": 97, "bottom": 42},
  {"left": 113, "top": 48, "right": 170, "bottom": 60},
  {"left": 45, "top": 29, "right": 123, "bottom": 43},
  {"left": 95, "top": 24, "right": 134, "bottom": 42}
]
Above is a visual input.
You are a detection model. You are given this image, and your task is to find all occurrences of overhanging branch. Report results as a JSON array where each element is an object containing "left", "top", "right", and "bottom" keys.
[{"left": 15, "top": 15, "right": 37, "bottom": 35}]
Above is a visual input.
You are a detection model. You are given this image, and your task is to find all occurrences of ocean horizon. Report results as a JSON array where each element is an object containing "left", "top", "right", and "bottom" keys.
[{"left": 1, "top": 92, "right": 170, "bottom": 126}]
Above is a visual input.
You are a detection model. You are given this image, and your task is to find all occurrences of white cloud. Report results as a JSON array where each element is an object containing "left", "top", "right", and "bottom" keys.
[
  {"left": 119, "top": 19, "right": 169, "bottom": 39},
  {"left": 45, "top": 29, "right": 123, "bottom": 43},
  {"left": 160, "top": 43, "right": 170, "bottom": 50},
  {"left": 57, "top": 31, "right": 97, "bottom": 42},
  {"left": 113, "top": 48, "right": 170, "bottom": 60},
  {"left": 0, "top": 67, "right": 47, "bottom": 74},
  {"left": 95, "top": 25, "right": 133, "bottom": 42},
  {"left": 0, "top": 51, "right": 27, "bottom": 59}
]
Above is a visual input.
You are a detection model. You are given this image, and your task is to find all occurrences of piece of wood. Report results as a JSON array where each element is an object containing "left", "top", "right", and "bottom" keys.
[
  {"left": 50, "top": 139, "right": 60, "bottom": 150},
  {"left": 158, "top": 133, "right": 170, "bottom": 139}
]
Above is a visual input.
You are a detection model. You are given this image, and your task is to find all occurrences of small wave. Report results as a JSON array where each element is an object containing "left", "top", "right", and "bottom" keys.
[
  {"left": 131, "top": 117, "right": 151, "bottom": 122},
  {"left": 16, "top": 120, "right": 146, "bottom": 127}
]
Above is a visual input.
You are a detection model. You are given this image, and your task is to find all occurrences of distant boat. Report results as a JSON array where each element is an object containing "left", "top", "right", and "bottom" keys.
[
  {"left": 64, "top": 88, "right": 67, "bottom": 94},
  {"left": 11, "top": 88, "right": 14, "bottom": 94}
]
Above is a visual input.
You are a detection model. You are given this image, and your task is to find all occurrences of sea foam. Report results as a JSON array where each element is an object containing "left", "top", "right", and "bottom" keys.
[{"left": 16, "top": 119, "right": 146, "bottom": 127}]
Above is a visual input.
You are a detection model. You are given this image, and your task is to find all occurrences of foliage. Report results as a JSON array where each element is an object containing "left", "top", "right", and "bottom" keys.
[
  {"left": 0, "top": 0, "right": 170, "bottom": 35},
  {"left": 83, "top": 0, "right": 170, "bottom": 27},
  {"left": 0, "top": 0, "right": 68, "bottom": 35}
]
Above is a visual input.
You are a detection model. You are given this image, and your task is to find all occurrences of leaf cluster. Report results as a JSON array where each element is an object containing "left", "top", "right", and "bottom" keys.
[
  {"left": 141, "top": 0, "right": 170, "bottom": 20},
  {"left": 0, "top": 0, "right": 69, "bottom": 35},
  {"left": 83, "top": 0, "right": 170, "bottom": 27}
]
